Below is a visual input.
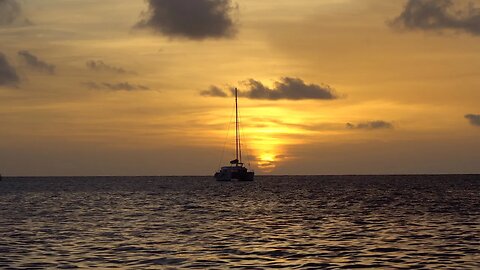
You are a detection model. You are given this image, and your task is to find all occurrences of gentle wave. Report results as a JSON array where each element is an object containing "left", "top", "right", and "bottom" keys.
[{"left": 0, "top": 175, "right": 479, "bottom": 269}]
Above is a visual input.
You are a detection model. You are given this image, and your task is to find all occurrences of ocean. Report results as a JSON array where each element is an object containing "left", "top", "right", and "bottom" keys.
[{"left": 0, "top": 175, "right": 479, "bottom": 269}]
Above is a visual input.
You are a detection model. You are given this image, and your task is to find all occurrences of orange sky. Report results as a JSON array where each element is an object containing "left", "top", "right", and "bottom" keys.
[{"left": 0, "top": 0, "right": 479, "bottom": 176}]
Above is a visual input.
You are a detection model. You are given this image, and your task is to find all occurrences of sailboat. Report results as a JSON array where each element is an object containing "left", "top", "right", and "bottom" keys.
[{"left": 214, "top": 88, "right": 254, "bottom": 181}]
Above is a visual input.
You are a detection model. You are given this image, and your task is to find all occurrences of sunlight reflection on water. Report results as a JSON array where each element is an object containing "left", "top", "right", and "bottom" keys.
[{"left": 0, "top": 175, "right": 479, "bottom": 269}]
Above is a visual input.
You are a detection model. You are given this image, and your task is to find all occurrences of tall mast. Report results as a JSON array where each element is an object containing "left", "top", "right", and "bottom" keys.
[
  {"left": 235, "top": 87, "right": 239, "bottom": 164},
  {"left": 238, "top": 93, "right": 242, "bottom": 163}
]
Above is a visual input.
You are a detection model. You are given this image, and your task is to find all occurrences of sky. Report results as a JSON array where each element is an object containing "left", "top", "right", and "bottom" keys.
[{"left": 0, "top": 0, "right": 479, "bottom": 176}]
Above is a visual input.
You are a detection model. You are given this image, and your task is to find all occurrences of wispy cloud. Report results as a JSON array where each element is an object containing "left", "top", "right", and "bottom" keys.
[
  {"left": 135, "top": 0, "right": 238, "bottom": 40},
  {"left": 86, "top": 60, "right": 136, "bottom": 75},
  {"left": 0, "top": 52, "right": 19, "bottom": 86},
  {"left": 83, "top": 81, "right": 150, "bottom": 91},
  {"left": 465, "top": 114, "right": 480, "bottom": 126},
  {"left": 18, "top": 50, "right": 55, "bottom": 75},
  {"left": 0, "top": 0, "right": 31, "bottom": 26},
  {"left": 346, "top": 121, "right": 394, "bottom": 130},
  {"left": 200, "top": 85, "right": 228, "bottom": 97},
  {"left": 247, "top": 118, "right": 394, "bottom": 132},
  {"left": 248, "top": 118, "right": 344, "bottom": 132},
  {"left": 202, "top": 77, "right": 339, "bottom": 100},
  {"left": 245, "top": 154, "right": 288, "bottom": 171},
  {"left": 390, "top": 0, "right": 480, "bottom": 36}
]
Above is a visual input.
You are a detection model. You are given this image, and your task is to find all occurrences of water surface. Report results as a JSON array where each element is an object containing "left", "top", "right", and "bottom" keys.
[{"left": 0, "top": 175, "right": 479, "bottom": 269}]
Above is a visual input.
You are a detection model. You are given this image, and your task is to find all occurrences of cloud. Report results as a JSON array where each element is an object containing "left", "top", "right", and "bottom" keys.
[
  {"left": 202, "top": 77, "right": 339, "bottom": 100},
  {"left": 240, "top": 78, "right": 338, "bottom": 100},
  {"left": 346, "top": 121, "right": 394, "bottom": 130},
  {"left": 17, "top": 50, "right": 55, "bottom": 75},
  {"left": 0, "top": 0, "right": 20, "bottom": 25},
  {"left": 390, "top": 0, "right": 480, "bottom": 36},
  {"left": 200, "top": 85, "right": 228, "bottom": 97},
  {"left": 0, "top": 52, "right": 19, "bottom": 86},
  {"left": 249, "top": 117, "right": 344, "bottom": 132},
  {"left": 246, "top": 154, "right": 288, "bottom": 171},
  {"left": 135, "top": 0, "right": 238, "bottom": 40},
  {"left": 86, "top": 60, "right": 135, "bottom": 75},
  {"left": 248, "top": 117, "right": 395, "bottom": 132},
  {"left": 83, "top": 81, "right": 150, "bottom": 91},
  {"left": 465, "top": 114, "right": 480, "bottom": 126},
  {"left": 0, "top": 0, "right": 31, "bottom": 26}
]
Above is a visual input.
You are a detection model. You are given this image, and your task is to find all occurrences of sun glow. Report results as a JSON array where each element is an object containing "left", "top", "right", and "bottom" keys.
[
  {"left": 256, "top": 152, "right": 276, "bottom": 171},
  {"left": 247, "top": 133, "right": 286, "bottom": 172},
  {"left": 211, "top": 102, "right": 331, "bottom": 173},
  {"left": 236, "top": 106, "right": 311, "bottom": 172}
]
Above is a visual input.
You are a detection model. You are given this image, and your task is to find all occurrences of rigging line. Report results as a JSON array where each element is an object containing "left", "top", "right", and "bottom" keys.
[
  {"left": 218, "top": 101, "right": 236, "bottom": 169},
  {"left": 237, "top": 89, "right": 242, "bottom": 163},
  {"left": 238, "top": 111, "right": 242, "bottom": 163},
  {"left": 238, "top": 109, "right": 253, "bottom": 169}
]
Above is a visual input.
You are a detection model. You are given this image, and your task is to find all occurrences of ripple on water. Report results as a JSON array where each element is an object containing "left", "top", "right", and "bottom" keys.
[{"left": 0, "top": 175, "right": 479, "bottom": 269}]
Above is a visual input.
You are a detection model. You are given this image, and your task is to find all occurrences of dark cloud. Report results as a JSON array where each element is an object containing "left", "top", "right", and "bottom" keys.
[
  {"left": 390, "top": 0, "right": 480, "bottom": 36},
  {"left": 240, "top": 78, "right": 338, "bottom": 100},
  {"left": 17, "top": 50, "right": 55, "bottom": 75},
  {"left": 135, "top": 0, "right": 238, "bottom": 40},
  {"left": 83, "top": 81, "right": 150, "bottom": 91},
  {"left": 0, "top": 52, "right": 19, "bottom": 86},
  {"left": 200, "top": 85, "right": 228, "bottom": 97},
  {"left": 465, "top": 114, "right": 480, "bottom": 126},
  {"left": 346, "top": 121, "right": 394, "bottom": 130},
  {"left": 202, "top": 77, "right": 338, "bottom": 100},
  {"left": 0, "top": 0, "right": 31, "bottom": 26},
  {"left": 86, "top": 60, "right": 135, "bottom": 75}
]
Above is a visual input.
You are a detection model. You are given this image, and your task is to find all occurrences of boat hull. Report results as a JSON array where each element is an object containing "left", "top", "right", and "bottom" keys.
[{"left": 214, "top": 166, "right": 254, "bottom": 181}]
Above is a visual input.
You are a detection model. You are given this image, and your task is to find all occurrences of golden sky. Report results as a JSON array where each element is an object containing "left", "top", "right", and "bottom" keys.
[{"left": 1, "top": 0, "right": 479, "bottom": 176}]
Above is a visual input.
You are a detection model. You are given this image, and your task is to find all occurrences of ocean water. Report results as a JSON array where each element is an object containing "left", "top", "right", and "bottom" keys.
[{"left": 0, "top": 175, "right": 479, "bottom": 269}]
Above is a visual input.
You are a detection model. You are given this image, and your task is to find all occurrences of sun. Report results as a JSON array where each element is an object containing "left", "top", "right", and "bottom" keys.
[{"left": 260, "top": 153, "right": 275, "bottom": 162}]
